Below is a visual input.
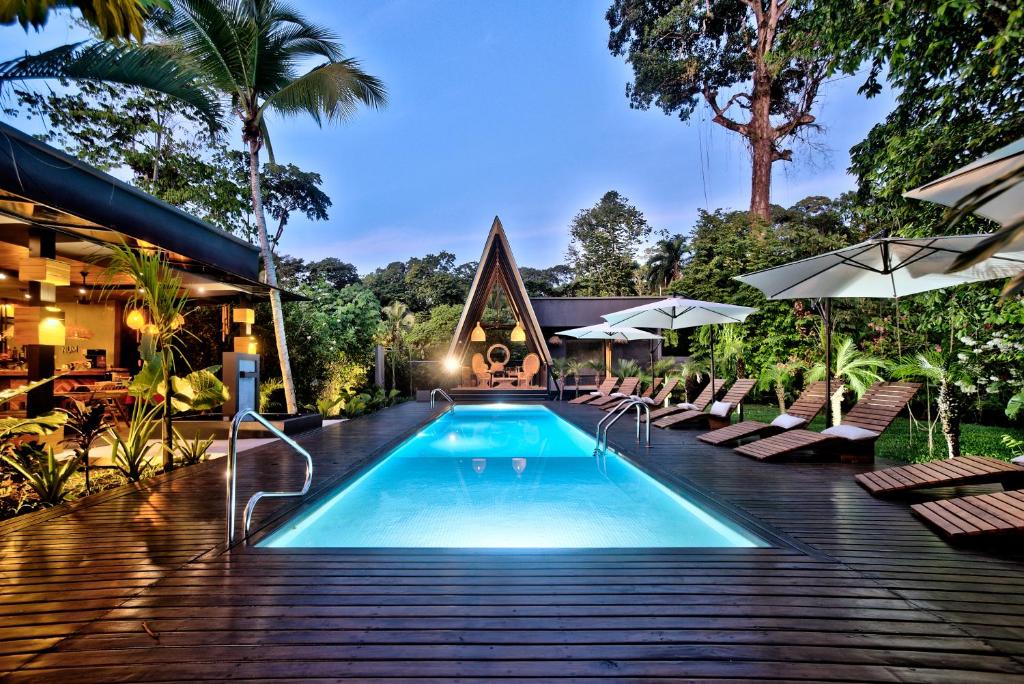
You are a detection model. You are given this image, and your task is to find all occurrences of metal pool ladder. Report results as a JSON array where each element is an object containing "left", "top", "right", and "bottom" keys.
[
  {"left": 225, "top": 408, "right": 314, "bottom": 546},
  {"left": 430, "top": 387, "right": 455, "bottom": 409},
  {"left": 594, "top": 397, "right": 651, "bottom": 453}
]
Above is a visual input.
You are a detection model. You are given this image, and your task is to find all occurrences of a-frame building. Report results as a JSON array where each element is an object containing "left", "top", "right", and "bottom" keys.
[{"left": 448, "top": 217, "right": 552, "bottom": 386}]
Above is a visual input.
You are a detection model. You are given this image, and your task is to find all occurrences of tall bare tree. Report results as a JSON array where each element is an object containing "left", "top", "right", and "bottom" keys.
[{"left": 608, "top": 0, "right": 829, "bottom": 220}]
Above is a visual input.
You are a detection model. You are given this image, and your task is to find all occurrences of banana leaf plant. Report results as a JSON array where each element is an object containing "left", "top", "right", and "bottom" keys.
[{"left": 0, "top": 374, "right": 68, "bottom": 444}]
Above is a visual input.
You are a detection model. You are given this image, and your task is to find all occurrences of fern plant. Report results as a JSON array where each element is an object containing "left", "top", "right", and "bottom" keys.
[{"left": 259, "top": 377, "right": 286, "bottom": 413}]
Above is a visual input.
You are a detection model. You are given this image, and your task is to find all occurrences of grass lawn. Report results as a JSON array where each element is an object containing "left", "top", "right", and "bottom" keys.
[{"left": 740, "top": 403, "right": 1024, "bottom": 464}]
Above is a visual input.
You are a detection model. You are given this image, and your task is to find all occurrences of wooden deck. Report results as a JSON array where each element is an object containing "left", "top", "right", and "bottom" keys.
[{"left": 3, "top": 401, "right": 1024, "bottom": 681}]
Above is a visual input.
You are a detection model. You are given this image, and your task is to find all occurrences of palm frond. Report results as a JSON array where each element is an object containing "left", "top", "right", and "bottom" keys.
[
  {"left": 163, "top": 0, "right": 251, "bottom": 93},
  {"left": 0, "top": 41, "right": 221, "bottom": 126},
  {"left": 261, "top": 59, "right": 387, "bottom": 125}
]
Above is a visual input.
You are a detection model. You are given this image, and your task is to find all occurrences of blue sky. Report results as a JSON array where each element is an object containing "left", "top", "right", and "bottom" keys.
[{"left": 2, "top": 1, "right": 896, "bottom": 274}]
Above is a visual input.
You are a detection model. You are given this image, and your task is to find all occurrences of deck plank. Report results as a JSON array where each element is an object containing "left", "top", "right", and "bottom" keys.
[{"left": 1, "top": 400, "right": 1023, "bottom": 680}]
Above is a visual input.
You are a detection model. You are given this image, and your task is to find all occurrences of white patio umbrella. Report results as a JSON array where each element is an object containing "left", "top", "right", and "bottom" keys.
[
  {"left": 905, "top": 137, "right": 1024, "bottom": 293},
  {"left": 600, "top": 298, "right": 757, "bottom": 385},
  {"left": 735, "top": 234, "right": 1024, "bottom": 422},
  {"left": 556, "top": 323, "right": 664, "bottom": 341},
  {"left": 556, "top": 323, "right": 663, "bottom": 375},
  {"left": 904, "top": 137, "right": 1024, "bottom": 228}
]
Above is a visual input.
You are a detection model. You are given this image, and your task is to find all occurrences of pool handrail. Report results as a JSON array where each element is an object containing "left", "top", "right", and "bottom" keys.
[
  {"left": 430, "top": 388, "right": 454, "bottom": 409},
  {"left": 226, "top": 408, "right": 314, "bottom": 546},
  {"left": 595, "top": 397, "right": 651, "bottom": 452}
]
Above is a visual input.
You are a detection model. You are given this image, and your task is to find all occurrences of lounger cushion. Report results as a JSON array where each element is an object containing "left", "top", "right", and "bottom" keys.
[
  {"left": 1013, "top": 455, "right": 1024, "bottom": 465},
  {"left": 611, "top": 392, "right": 626, "bottom": 397},
  {"left": 709, "top": 401, "right": 732, "bottom": 417},
  {"left": 677, "top": 402, "right": 698, "bottom": 411},
  {"left": 822, "top": 424, "right": 880, "bottom": 441},
  {"left": 770, "top": 413, "right": 807, "bottom": 429},
  {"left": 639, "top": 396, "right": 656, "bottom": 404},
  {"left": 589, "top": 391, "right": 604, "bottom": 396}
]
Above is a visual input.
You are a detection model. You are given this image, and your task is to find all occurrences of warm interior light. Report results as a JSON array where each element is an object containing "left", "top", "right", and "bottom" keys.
[
  {"left": 232, "top": 307, "right": 255, "bottom": 325},
  {"left": 471, "top": 322, "right": 486, "bottom": 342},
  {"left": 233, "top": 336, "right": 258, "bottom": 354},
  {"left": 443, "top": 357, "right": 461, "bottom": 373},
  {"left": 38, "top": 307, "right": 65, "bottom": 346},
  {"left": 510, "top": 322, "right": 526, "bottom": 342},
  {"left": 125, "top": 309, "right": 146, "bottom": 330},
  {"left": 0, "top": 303, "right": 13, "bottom": 317}
]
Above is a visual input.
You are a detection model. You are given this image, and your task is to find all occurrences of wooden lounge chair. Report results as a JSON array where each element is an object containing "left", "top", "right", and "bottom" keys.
[
  {"left": 602, "top": 377, "right": 677, "bottom": 412},
  {"left": 640, "top": 377, "right": 662, "bottom": 399},
  {"left": 589, "top": 377, "right": 641, "bottom": 408},
  {"left": 698, "top": 381, "right": 830, "bottom": 446},
  {"left": 855, "top": 456, "right": 1024, "bottom": 496},
  {"left": 647, "top": 379, "right": 724, "bottom": 421},
  {"left": 569, "top": 376, "right": 618, "bottom": 404},
  {"left": 734, "top": 381, "right": 921, "bottom": 463},
  {"left": 912, "top": 490, "right": 1024, "bottom": 539},
  {"left": 653, "top": 379, "right": 756, "bottom": 430},
  {"left": 913, "top": 491, "right": 1024, "bottom": 540}
]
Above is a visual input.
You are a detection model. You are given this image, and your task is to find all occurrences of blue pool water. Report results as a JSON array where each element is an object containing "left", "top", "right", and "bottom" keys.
[{"left": 260, "top": 405, "right": 766, "bottom": 548}]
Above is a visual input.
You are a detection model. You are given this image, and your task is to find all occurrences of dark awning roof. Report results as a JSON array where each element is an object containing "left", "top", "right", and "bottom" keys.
[
  {"left": 530, "top": 296, "right": 665, "bottom": 329},
  {"left": 0, "top": 122, "right": 259, "bottom": 282}
]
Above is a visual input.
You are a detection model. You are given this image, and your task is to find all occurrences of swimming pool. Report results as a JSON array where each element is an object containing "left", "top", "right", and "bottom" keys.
[{"left": 259, "top": 404, "right": 766, "bottom": 548}]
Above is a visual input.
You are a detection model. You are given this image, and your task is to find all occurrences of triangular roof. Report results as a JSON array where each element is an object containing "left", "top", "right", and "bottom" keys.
[{"left": 448, "top": 216, "right": 552, "bottom": 365}]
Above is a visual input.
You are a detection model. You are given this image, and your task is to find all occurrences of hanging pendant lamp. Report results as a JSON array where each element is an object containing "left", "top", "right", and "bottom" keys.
[
  {"left": 510, "top": 322, "right": 526, "bottom": 342},
  {"left": 471, "top": 321, "right": 486, "bottom": 342}
]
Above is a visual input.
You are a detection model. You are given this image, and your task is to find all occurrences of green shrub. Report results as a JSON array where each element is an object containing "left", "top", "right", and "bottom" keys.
[{"left": 1, "top": 442, "right": 79, "bottom": 506}]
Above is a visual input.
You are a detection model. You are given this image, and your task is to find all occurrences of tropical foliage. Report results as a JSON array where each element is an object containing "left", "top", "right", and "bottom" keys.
[{"left": 567, "top": 191, "right": 651, "bottom": 296}]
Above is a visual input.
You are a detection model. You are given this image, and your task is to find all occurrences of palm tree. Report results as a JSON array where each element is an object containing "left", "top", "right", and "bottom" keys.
[
  {"left": 645, "top": 234, "right": 686, "bottom": 293},
  {"left": 0, "top": 0, "right": 387, "bottom": 414},
  {"left": 891, "top": 351, "right": 971, "bottom": 458},
  {"left": 549, "top": 358, "right": 570, "bottom": 401},
  {"left": 808, "top": 337, "right": 887, "bottom": 426},
  {"left": 758, "top": 360, "right": 804, "bottom": 413},
  {"left": 612, "top": 359, "right": 642, "bottom": 380},
  {"left": 379, "top": 302, "right": 415, "bottom": 392}
]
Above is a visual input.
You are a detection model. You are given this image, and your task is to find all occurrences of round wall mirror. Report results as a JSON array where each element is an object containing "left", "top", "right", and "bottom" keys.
[{"left": 486, "top": 343, "right": 510, "bottom": 367}]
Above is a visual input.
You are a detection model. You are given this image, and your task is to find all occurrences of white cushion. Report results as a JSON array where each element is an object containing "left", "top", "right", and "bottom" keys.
[
  {"left": 589, "top": 391, "right": 604, "bottom": 396},
  {"left": 770, "top": 413, "right": 807, "bottom": 430},
  {"left": 639, "top": 396, "right": 656, "bottom": 404},
  {"left": 1012, "top": 455, "right": 1024, "bottom": 466},
  {"left": 611, "top": 392, "right": 626, "bottom": 397},
  {"left": 822, "top": 424, "right": 880, "bottom": 441},
  {"left": 676, "top": 402, "right": 698, "bottom": 411},
  {"left": 708, "top": 401, "right": 732, "bottom": 417}
]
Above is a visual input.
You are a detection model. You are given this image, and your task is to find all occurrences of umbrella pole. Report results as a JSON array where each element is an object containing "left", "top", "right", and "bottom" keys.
[
  {"left": 709, "top": 326, "right": 716, "bottom": 390},
  {"left": 823, "top": 298, "right": 832, "bottom": 426}
]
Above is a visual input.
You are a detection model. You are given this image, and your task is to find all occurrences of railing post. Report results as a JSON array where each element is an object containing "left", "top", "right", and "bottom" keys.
[{"left": 226, "top": 409, "right": 314, "bottom": 547}]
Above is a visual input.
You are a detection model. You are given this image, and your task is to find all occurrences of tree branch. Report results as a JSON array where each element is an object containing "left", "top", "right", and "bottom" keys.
[{"left": 703, "top": 88, "right": 749, "bottom": 135}]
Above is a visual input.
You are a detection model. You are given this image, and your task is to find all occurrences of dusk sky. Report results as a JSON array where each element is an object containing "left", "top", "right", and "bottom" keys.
[{"left": 2, "top": 1, "right": 896, "bottom": 274}]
